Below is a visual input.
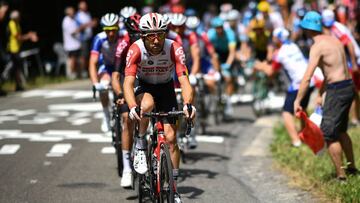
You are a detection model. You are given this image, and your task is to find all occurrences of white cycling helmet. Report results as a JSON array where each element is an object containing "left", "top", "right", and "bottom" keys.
[
  {"left": 170, "top": 13, "right": 187, "bottom": 26},
  {"left": 101, "top": 13, "right": 119, "bottom": 29},
  {"left": 120, "top": 6, "right": 137, "bottom": 18},
  {"left": 272, "top": 27, "right": 289, "bottom": 43},
  {"left": 227, "top": 9, "right": 240, "bottom": 21},
  {"left": 139, "top": 12, "right": 169, "bottom": 33},
  {"left": 186, "top": 16, "right": 200, "bottom": 29}
]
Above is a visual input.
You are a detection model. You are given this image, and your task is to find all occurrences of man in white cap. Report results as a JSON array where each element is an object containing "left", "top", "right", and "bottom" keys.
[{"left": 255, "top": 27, "right": 314, "bottom": 147}]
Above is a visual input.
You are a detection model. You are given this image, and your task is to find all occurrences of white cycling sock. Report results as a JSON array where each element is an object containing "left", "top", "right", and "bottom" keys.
[
  {"left": 173, "top": 169, "right": 179, "bottom": 181},
  {"left": 103, "top": 107, "right": 110, "bottom": 120},
  {"left": 122, "top": 150, "right": 132, "bottom": 173}
]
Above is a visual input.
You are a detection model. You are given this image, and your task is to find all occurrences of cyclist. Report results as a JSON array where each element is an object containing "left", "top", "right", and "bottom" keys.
[
  {"left": 111, "top": 13, "right": 141, "bottom": 188},
  {"left": 207, "top": 16, "right": 237, "bottom": 119},
  {"left": 89, "top": 13, "right": 120, "bottom": 133},
  {"left": 169, "top": 13, "right": 200, "bottom": 148},
  {"left": 185, "top": 15, "right": 220, "bottom": 93},
  {"left": 254, "top": 27, "right": 315, "bottom": 147},
  {"left": 123, "top": 13, "right": 195, "bottom": 203}
]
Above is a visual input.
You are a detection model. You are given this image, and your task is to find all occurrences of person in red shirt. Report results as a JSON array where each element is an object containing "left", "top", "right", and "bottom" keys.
[
  {"left": 111, "top": 13, "right": 141, "bottom": 188},
  {"left": 123, "top": 13, "right": 195, "bottom": 203}
]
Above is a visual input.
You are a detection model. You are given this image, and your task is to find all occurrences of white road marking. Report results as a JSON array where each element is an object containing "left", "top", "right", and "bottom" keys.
[
  {"left": 44, "top": 90, "right": 74, "bottom": 98},
  {"left": 46, "top": 143, "right": 72, "bottom": 157},
  {"left": 30, "top": 179, "right": 38, "bottom": 184},
  {"left": 0, "top": 116, "right": 17, "bottom": 123},
  {"left": 43, "top": 130, "right": 81, "bottom": 136},
  {"left": 30, "top": 135, "right": 64, "bottom": 142},
  {"left": 71, "top": 118, "right": 91, "bottom": 126},
  {"left": 0, "top": 130, "right": 21, "bottom": 136},
  {"left": 93, "top": 112, "right": 104, "bottom": 119},
  {"left": 196, "top": 135, "right": 224, "bottom": 144},
  {"left": 37, "top": 111, "right": 70, "bottom": 117},
  {"left": 48, "top": 103, "right": 102, "bottom": 112},
  {"left": 21, "top": 90, "right": 48, "bottom": 97},
  {"left": 73, "top": 91, "right": 92, "bottom": 100},
  {"left": 0, "top": 109, "right": 36, "bottom": 116},
  {"left": 21, "top": 90, "right": 92, "bottom": 100},
  {"left": 0, "top": 144, "right": 20, "bottom": 155},
  {"left": 18, "top": 117, "right": 58, "bottom": 125},
  {"left": 101, "top": 147, "right": 115, "bottom": 154}
]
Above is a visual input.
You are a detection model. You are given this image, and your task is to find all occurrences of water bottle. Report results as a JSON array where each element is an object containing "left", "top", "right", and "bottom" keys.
[{"left": 309, "top": 106, "right": 323, "bottom": 127}]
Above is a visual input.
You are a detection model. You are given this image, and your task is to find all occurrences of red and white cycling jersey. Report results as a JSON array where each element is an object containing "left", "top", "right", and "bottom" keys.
[{"left": 125, "top": 39, "right": 188, "bottom": 84}]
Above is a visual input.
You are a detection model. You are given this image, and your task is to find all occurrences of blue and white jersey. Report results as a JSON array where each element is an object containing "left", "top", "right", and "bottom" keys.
[
  {"left": 273, "top": 41, "right": 311, "bottom": 92},
  {"left": 90, "top": 31, "right": 120, "bottom": 67}
]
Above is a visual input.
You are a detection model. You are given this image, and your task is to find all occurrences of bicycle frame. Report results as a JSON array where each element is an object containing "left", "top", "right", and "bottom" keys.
[{"left": 152, "top": 121, "right": 167, "bottom": 196}]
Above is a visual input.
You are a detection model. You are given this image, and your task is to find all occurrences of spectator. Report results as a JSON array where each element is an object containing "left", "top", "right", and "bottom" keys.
[
  {"left": 0, "top": 0, "right": 9, "bottom": 96},
  {"left": 62, "top": 6, "right": 84, "bottom": 79},
  {"left": 6, "top": 10, "right": 38, "bottom": 91},
  {"left": 295, "top": 11, "right": 358, "bottom": 181},
  {"left": 75, "top": 0, "right": 97, "bottom": 78}
]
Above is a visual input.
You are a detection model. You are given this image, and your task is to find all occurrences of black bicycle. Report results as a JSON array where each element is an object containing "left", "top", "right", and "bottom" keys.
[{"left": 93, "top": 86, "right": 123, "bottom": 177}]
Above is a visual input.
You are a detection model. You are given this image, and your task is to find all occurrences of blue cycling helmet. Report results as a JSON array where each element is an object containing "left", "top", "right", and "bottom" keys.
[
  {"left": 300, "top": 11, "right": 322, "bottom": 32},
  {"left": 211, "top": 17, "right": 224, "bottom": 28}
]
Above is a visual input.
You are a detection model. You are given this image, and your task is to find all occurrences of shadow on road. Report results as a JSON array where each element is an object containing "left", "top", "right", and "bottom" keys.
[
  {"left": 178, "top": 168, "right": 218, "bottom": 182},
  {"left": 178, "top": 186, "right": 204, "bottom": 199},
  {"left": 182, "top": 151, "right": 229, "bottom": 164},
  {"left": 57, "top": 182, "right": 107, "bottom": 189}
]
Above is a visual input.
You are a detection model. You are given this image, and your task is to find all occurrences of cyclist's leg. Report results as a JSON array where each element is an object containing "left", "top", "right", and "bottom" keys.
[
  {"left": 164, "top": 124, "right": 180, "bottom": 173},
  {"left": 120, "top": 106, "right": 134, "bottom": 187},
  {"left": 132, "top": 91, "right": 154, "bottom": 174},
  {"left": 98, "top": 67, "right": 111, "bottom": 132}
]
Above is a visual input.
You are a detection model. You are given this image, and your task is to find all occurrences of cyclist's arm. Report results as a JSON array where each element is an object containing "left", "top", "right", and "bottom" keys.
[
  {"left": 124, "top": 44, "right": 141, "bottom": 108},
  {"left": 89, "top": 52, "right": 99, "bottom": 84},
  {"left": 171, "top": 42, "right": 193, "bottom": 104},
  {"left": 225, "top": 29, "right": 237, "bottom": 66},
  {"left": 190, "top": 43, "right": 201, "bottom": 75},
  {"left": 89, "top": 36, "right": 102, "bottom": 84},
  {"left": 111, "top": 72, "right": 122, "bottom": 96},
  {"left": 112, "top": 39, "right": 130, "bottom": 96}
]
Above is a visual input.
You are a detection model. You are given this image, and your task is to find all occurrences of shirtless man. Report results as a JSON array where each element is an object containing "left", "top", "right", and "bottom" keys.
[{"left": 294, "top": 11, "right": 358, "bottom": 180}]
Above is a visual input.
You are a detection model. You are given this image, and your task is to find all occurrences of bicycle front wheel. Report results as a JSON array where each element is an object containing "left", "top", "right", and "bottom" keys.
[
  {"left": 158, "top": 144, "right": 174, "bottom": 203},
  {"left": 113, "top": 113, "right": 123, "bottom": 177}
]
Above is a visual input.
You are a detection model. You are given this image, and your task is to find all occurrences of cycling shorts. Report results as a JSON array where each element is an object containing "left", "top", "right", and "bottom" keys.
[
  {"left": 135, "top": 80, "right": 178, "bottom": 124},
  {"left": 98, "top": 64, "right": 113, "bottom": 76}
]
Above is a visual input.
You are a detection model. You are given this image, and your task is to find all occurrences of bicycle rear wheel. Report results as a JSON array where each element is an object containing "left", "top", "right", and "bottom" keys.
[{"left": 158, "top": 144, "right": 175, "bottom": 203}]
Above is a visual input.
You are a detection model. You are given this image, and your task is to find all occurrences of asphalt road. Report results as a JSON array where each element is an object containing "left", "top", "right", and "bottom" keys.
[{"left": 0, "top": 80, "right": 316, "bottom": 203}]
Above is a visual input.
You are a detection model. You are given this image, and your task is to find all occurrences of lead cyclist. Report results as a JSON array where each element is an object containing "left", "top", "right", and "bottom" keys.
[{"left": 123, "top": 13, "right": 196, "bottom": 203}]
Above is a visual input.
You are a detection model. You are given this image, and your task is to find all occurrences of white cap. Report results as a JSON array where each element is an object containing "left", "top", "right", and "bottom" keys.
[
  {"left": 321, "top": 9, "right": 335, "bottom": 27},
  {"left": 272, "top": 27, "right": 289, "bottom": 43}
]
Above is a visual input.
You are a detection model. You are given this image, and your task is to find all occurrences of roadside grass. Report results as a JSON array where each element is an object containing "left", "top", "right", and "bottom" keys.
[
  {"left": 2, "top": 76, "right": 69, "bottom": 92},
  {"left": 271, "top": 123, "right": 360, "bottom": 203}
]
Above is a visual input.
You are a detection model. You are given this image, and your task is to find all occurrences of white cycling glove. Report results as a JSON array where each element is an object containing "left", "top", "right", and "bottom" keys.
[
  {"left": 189, "top": 74, "right": 197, "bottom": 85},
  {"left": 129, "top": 106, "right": 141, "bottom": 120},
  {"left": 183, "top": 104, "right": 196, "bottom": 119}
]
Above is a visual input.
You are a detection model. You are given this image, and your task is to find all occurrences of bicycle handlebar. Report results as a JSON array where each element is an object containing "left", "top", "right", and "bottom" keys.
[
  {"left": 143, "top": 111, "right": 185, "bottom": 118},
  {"left": 143, "top": 109, "right": 193, "bottom": 136}
]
